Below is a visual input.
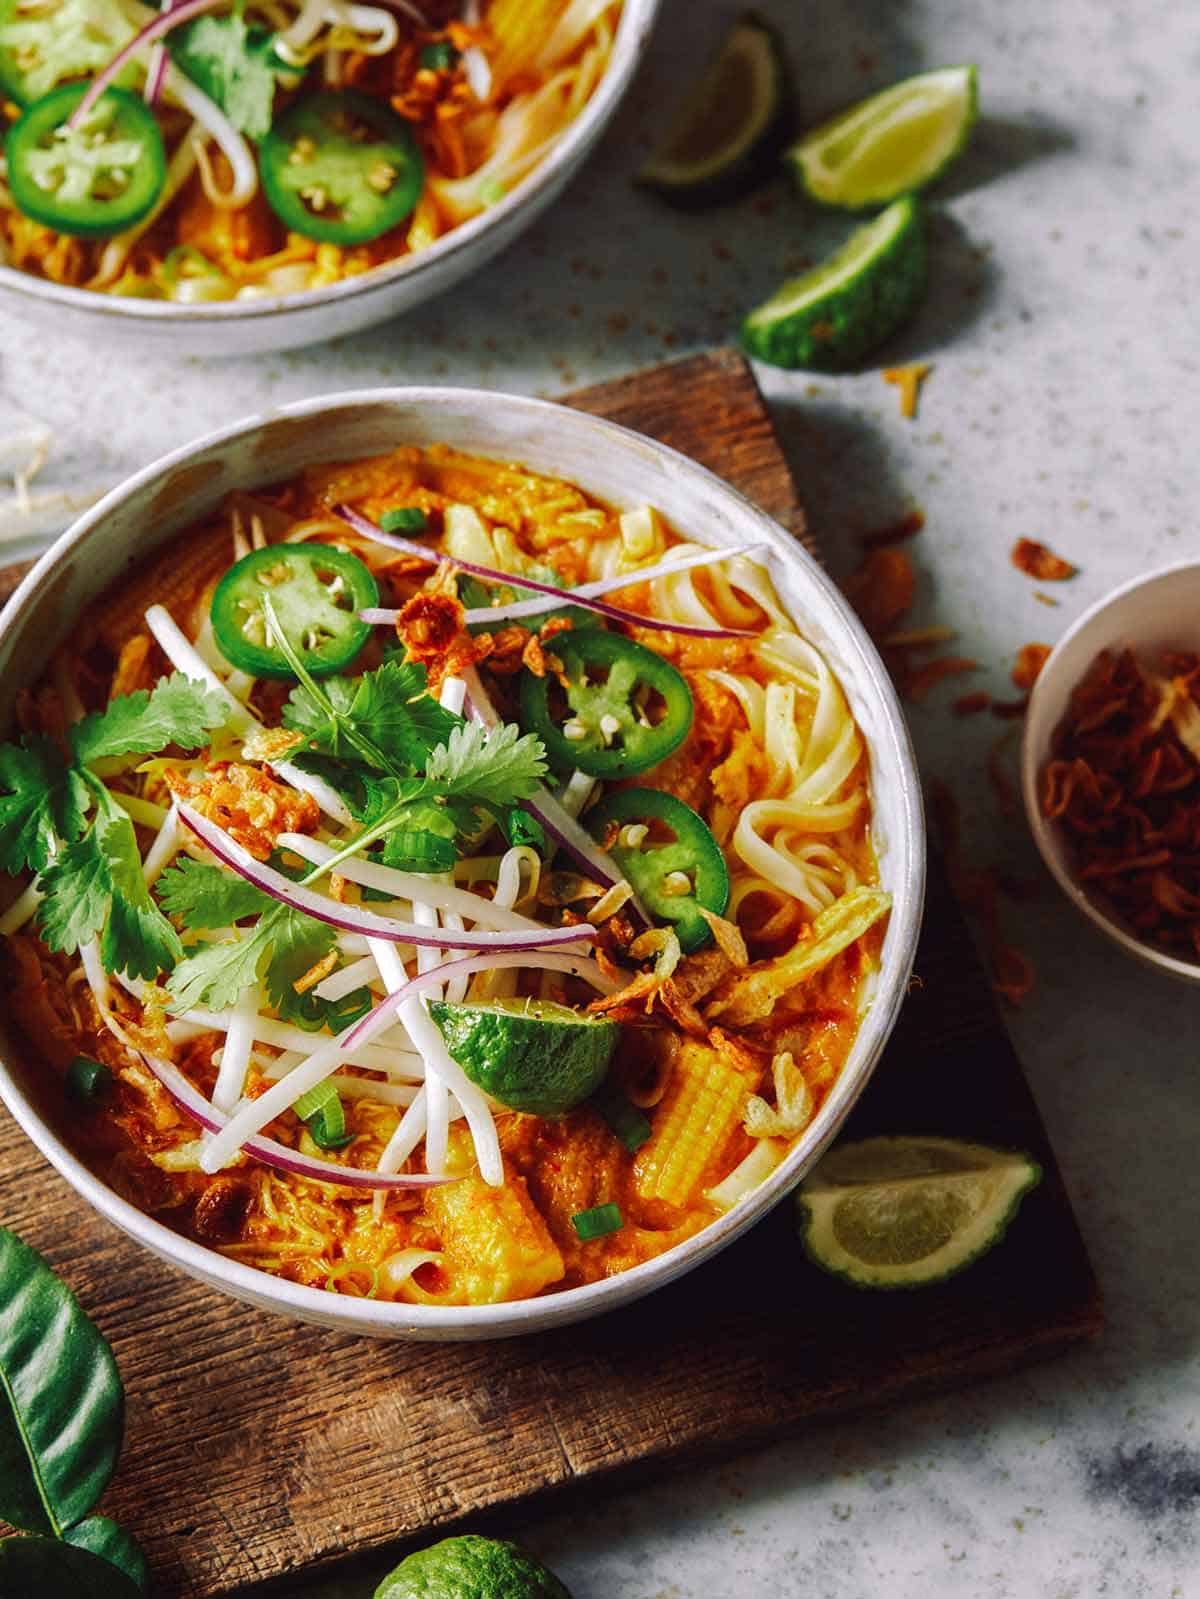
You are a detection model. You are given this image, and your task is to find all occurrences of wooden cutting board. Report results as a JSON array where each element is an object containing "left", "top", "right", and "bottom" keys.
[{"left": 0, "top": 349, "right": 1102, "bottom": 1599}]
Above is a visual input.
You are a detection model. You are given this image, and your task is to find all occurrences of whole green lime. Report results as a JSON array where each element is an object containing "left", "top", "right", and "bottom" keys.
[{"left": 374, "top": 1535, "right": 573, "bottom": 1599}]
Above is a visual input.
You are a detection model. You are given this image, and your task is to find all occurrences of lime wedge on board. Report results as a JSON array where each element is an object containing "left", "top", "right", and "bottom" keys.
[
  {"left": 636, "top": 12, "right": 792, "bottom": 207},
  {"left": 787, "top": 65, "right": 978, "bottom": 210},
  {"left": 795, "top": 1135, "right": 1041, "bottom": 1289},
  {"left": 740, "top": 194, "right": 927, "bottom": 370},
  {"left": 427, "top": 997, "right": 617, "bottom": 1117}
]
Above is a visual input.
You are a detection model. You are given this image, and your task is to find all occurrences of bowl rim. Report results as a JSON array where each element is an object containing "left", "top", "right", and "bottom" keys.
[
  {"left": 0, "top": 384, "right": 926, "bottom": 1335},
  {"left": 1020, "top": 556, "right": 1200, "bottom": 983},
  {"left": 0, "top": 0, "right": 660, "bottom": 327}
]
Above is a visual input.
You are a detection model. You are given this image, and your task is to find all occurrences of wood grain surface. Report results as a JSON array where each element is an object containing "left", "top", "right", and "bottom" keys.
[{"left": 0, "top": 349, "right": 1102, "bottom": 1598}]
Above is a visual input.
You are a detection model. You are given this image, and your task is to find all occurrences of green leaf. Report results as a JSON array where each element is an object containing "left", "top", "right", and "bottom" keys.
[
  {"left": 156, "top": 858, "right": 273, "bottom": 930},
  {"left": 263, "top": 908, "right": 337, "bottom": 1023},
  {"left": 282, "top": 659, "right": 461, "bottom": 772},
  {"left": 0, "top": 735, "right": 88, "bottom": 876},
  {"left": 70, "top": 674, "right": 228, "bottom": 766},
  {"left": 0, "top": 1227, "right": 123, "bottom": 1538},
  {"left": 348, "top": 660, "right": 463, "bottom": 768},
  {"left": 167, "top": 923, "right": 273, "bottom": 1014},
  {"left": 167, "top": 899, "right": 338, "bottom": 1017},
  {"left": 38, "top": 803, "right": 184, "bottom": 980},
  {"left": 0, "top": 1535, "right": 142, "bottom": 1596},
  {"left": 425, "top": 720, "right": 547, "bottom": 806},
  {"left": 64, "top": 1517, "right": 148, "bottom": 1590},
  {"left": 169, "top": 12, "right": 281, "bottom": 138}
]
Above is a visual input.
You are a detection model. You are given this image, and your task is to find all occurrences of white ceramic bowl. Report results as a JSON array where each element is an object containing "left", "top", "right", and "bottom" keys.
[
  {"left": 0, "top": 387, "right": 925, "bottom": 1338},
  {"left": 0, "top": 0, "right": 659, "bottom": 357},
  {"left": 1021, "top": 559, "right": 1200, "bottom": 983}
]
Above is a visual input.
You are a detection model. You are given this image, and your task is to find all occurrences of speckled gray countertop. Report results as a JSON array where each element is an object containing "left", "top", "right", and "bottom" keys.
[{"left": 3, "top": 0, "right": 1199, "bottom": 1594}]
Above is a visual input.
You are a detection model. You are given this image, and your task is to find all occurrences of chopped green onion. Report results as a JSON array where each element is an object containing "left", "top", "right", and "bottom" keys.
[
  {"left": 380, "top": 506, "right": 429, "bottom": 534},
  {"left": 293, "top": 1079, "right": 352, "bottom": 1149},
  {"left": 499, "top": 807, "right": 547, "bottom": 854},
  {"left": 572, "top": 1202, "right": 623, "bottom": 1241},
  {"left": 479, "top": 176, "right": 506, "bottom": 206},
  {"left": 591, "top": 1086, "right": 651, "bottom": 1153},
  {"left": 65, "top": 1055, "right": 112, "bottom": 1104},
  {"left": 419, "top": 41, "right": 460, "bottom": 70}
]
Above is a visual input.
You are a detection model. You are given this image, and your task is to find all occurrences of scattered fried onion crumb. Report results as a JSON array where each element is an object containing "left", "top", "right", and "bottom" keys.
[
  {"left": 1011, "top": 538, "right": 1076, "bottom": 581},
  {"left": 954, "top": 690, "right": 992, "bottom": 717},
  {"left": 907, "top": 655, "right": 979, "bottom": 704},
  {"left": 1012, "top": 642, "right": 1052, "bottom": 693},
  {"left": 882, "top": 362, "right": 932, "bottom": 420},
  {"left": 1033, "top": 591, "right": 1061, "bottom": 608},
  {"left": 842, "top": 547, "right": 916, "bottom": 638}
]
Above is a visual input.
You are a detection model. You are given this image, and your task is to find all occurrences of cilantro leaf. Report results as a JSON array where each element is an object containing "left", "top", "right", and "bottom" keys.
[
  {"left": 282, "top": 660, "right": 461, "bottom": 773},
  {"left": 70, "top": 674, "right": 229, "bottom": 765},
  {"left": 168, "top": 926, "right": 272, "bottom": 1014},
  {"left": 39, "top": 801, "right": 183, "bottom": 980},
  {"left": 167, "top": 900, "right": 338, "bottom": 1016},
  {"left": 0, "top": 735, "right": 89, "bottom": 875},
  {"left": 156, "top": 858, "right": 273, "bottom": 929},
  {"left": 425, "top": 721, "right": 547, "bottom": 806},
  {"left": 169, "top": 13, "right": 280, "bottom": 139},
  {"left": 263, "top": 908, "right": 337, "bottom": 1023}
]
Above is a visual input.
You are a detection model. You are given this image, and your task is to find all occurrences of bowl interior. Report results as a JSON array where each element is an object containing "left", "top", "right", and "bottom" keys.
[
  {"left": 1021, "top": 560, "right": 1200, "bottom": 982},
  {"left": 0, "top": 390, "right": 925, "bottom": 1336}
]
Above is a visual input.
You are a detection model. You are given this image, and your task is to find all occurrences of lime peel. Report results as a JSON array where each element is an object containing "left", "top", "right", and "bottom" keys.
[
  {"left": 796, "top": 1135, "right": 1042, "bottom": 1289},
  {"left": 636, "top": 11, "right": 793, "bottom": 207},
  {"left": 741, "top": 194, "right": 928, "bottom": 371},
  {"left": 427, "top": 997, "right": 617, "bottom": 1117},
  {"left": 787, "top": 64, "right": 979, "bottom": 210}
]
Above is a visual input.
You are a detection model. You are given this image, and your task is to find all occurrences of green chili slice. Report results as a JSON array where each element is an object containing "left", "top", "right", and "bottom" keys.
[
  {"left": 259, "top": 89, "right": 424, "bottom": 246},
  {"left": 586, "top": 787, "right": 730, "bottom": 953},
  {"left": 519, "top": 630, "right": 693, "bottom": 778},
  {"left": 6, "top": 83, "right": 165, "bottom": 237},
  {"left": 210, "top": 544, "right": 379, "bottom": 680}
]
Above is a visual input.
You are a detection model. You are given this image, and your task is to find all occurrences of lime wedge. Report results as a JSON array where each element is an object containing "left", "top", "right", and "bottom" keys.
[
  {"left": 636, "top": 12, "right": 792, "bottom": 207},
  {"left": 788, "top": 65, "right": 978, "bottom": 210},
  {"left": 427, "top": 997, "right": 617, "bottom": 1117},
  {"left": 796, "top": 1135, "right": 1041, "bottom": 1289},
  {"left": 740, "top": 194, "right": 927, "bottom": 370}
]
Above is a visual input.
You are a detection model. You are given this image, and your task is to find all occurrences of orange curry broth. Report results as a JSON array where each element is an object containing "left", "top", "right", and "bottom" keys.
[{"left": 0, "top": 444, "right": 881, "bottom": 1305}]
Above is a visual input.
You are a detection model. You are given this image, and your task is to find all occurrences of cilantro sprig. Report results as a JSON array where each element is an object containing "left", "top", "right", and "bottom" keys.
[
  {"left": 159, "top": 857, "right": 369, "bottom": 1028},
  {"left": 0, "top": 676, "right": 228, "bottom": 978}
]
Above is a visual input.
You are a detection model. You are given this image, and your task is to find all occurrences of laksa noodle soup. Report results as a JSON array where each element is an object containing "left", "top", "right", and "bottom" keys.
[
  {"left": 0, "top": 445, "right": 891, "bottom": 1307},
  {"left": 0, "top": 0, "right": 621, "bottom": 301}
]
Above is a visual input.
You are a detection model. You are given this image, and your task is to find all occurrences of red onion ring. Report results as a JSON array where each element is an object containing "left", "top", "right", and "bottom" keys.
[
  {"left": 70, "top": 0, "right": 224, "bottom": 127},
  {"left": 334, "top": 503, "right": 757, "bottom": 639},
  {"left": 137, "top": 1049, "right": 452, "bottom": 1190},
  {"left": 177, "top": 803, "right": 593, "bottom": 952}
]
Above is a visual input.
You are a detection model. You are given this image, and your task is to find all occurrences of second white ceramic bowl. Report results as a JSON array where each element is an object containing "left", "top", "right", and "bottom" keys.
[
  {"left": 0, "top": 387, "right": 925, "bottom": 1337},
  {"left": 0, "top": 0, "right": 659, "bottom": 356},
  {"left": 1022, "top": 559, "right": 1200, "bottom": 983}
]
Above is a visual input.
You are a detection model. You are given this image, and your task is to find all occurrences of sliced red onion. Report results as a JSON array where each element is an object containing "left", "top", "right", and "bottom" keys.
[
  {"left": 70, "top": 0, "right": 224, "bottom": 127},
  {"left": 137, "top": 1049, "right": 452, "bottom": 1190},
  {"left": 177, "top": 803, "right": 593, "bottom": 952},
  {"left": 337, "top": 503, "right": 755, "bottom": 638},
  {"left": 459, "top": 667, "right": 650, "bottom": 926}
]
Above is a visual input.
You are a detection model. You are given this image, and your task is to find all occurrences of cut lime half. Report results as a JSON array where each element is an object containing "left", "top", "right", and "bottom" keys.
[
  {"left": 796, "top": 1135, "right": 1041, "bottom": 1289},
  {"left": 636, "top": 12, "right": 792, "bottom": 207},
  {"left": 741, "top": 194, "right": 927, "bottom": 370},
  {"left": 427, "top": 997, "right": 617, "bottom": 1117},
  {"left": 788, "top": 65, "right": 978, "bottom": 210}
]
